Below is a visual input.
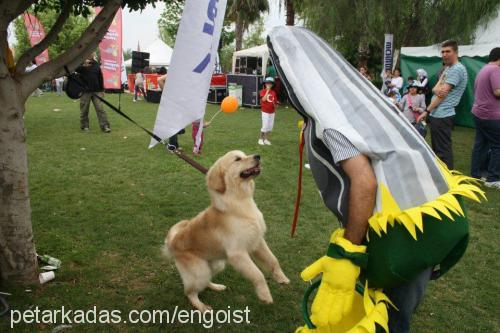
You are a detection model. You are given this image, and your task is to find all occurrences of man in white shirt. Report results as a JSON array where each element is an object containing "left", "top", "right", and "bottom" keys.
[{"left": 389, "top": 68, "right": 404, "bottom": 95}]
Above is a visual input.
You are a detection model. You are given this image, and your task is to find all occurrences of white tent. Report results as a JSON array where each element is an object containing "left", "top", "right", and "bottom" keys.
[
  {"left": 124, "top": 39, "right": 173, "bottom": 68},
  {"left": 231, "top": 44, "right": 269, "bottom": 73},
  {"left": 401, "top": 43, "right": 497, "bottom": 58}
]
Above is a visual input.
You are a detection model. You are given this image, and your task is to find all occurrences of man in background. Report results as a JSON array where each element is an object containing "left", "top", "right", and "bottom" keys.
[
  {"left": 55, "top": 76, "right": 64, "bottom": 96},
  {"left": 26, "top": 61, "right": 43, "bottom": 97},
  {"left": 470, "top": 47, "right": 500, "bottom": 189},
  {"left": 419, "top": 40, "right": 468, "bottom": 169},
  {"left": 76, "top": 54, "right": 111, "bottom": 133}
]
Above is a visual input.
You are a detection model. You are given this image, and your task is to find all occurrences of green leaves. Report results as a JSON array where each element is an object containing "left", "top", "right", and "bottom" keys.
[{"left": 298, "top": 0, "right": 500, "bottom": 70}]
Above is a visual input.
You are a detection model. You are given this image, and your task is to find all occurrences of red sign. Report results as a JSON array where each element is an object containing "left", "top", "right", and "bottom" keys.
[
  {"left": 23, "top": 13, "right": 49, "bottom": 65},
  {"left": 95, "top": 7, "right": 123, "bottom": 89}
]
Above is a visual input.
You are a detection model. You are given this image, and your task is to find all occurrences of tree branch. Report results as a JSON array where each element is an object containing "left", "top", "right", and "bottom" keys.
[
  {"left": 20, "top": 0, "right": 122, "bottom": 100},
  {"left": 0, "top": 0, "right": 33, "bottom": 28},
  {"left": 15, "top": 0, "right": 75, "bottom": 75}
]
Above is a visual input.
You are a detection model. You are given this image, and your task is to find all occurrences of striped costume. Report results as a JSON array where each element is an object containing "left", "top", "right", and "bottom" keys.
[{"left": 268, "top": 26, "right": 485, "bottom": 333}]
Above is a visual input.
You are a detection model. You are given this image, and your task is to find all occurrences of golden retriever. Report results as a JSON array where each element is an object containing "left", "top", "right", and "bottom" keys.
[{"left": 163, "top": 150, "right": 289, "bottom": 311}]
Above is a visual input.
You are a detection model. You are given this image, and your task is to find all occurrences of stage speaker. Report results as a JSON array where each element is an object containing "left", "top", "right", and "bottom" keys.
[
  {"left": 131, "top": 51, "right": 150, "bottom": 73},
  {"left": 227, "top": 74, "right": 264, "bottom": 107}
]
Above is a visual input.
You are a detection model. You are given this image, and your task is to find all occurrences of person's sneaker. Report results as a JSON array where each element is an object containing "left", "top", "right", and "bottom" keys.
[
  {"left": 103, "top": 127, "right": 111, "bottom": 133},
  {"left": 133, "top": 99, "right": 137, "bottom": 102},
  {"left": 264, "top": 139, "right": 272, "bottom": 145},
  {"left": 258, "top": 139, "right": 265, "bottom": 145},
  {"left": 485, "top": 181, "right": 500, "bottom": 189},
  {"left": 81, "top": 127, "right": 89, "bottom": 132}
]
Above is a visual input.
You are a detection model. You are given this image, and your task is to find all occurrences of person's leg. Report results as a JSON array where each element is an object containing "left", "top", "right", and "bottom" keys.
[
  {"left": 430, "top": 116, "right": 454, "bottom": 169},
  {"left": 259, "top": 112, "right": 267, "bottom": 143},
  {"left": 192, "top": 122, "right": 200, "bottom": 154},
  {"left": 169, "top": 134, "right": 179, "bottom": 149},
  {"left": 56, "top": 82, "right": 62, "bottom": 96},
  {"left": 470, "top": 116, "right": 490, "bottom": 179},
  {"left": 91, "top": 93, "right": 110, "bottom": 131},
  {"left": 479, "top": 118, "right": 500, "bottom": 182},
  {"left": 195, "top": 122, "right": 205, "bottom": 153},
  {"left": 134, "top": 85, "right": 138, "bottom": 100},
  {"left": 79, "top": 93, "right": 91, "bottom": 130},
  {"left": 266, "top": 113, "right": 275, "bottom": 143},
  {"left": 386, "top": 267, "right": 433, "bottom": 333}
]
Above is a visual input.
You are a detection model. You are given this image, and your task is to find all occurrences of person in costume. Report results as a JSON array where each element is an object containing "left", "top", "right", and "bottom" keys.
[{"left": 267, "top": 26, "right": 484, "bottom": 333}]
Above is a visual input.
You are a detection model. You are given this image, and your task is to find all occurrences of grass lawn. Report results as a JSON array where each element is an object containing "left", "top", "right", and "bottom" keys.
[{"left": 0, "top": 92, "right": 498, "bottom": 332}]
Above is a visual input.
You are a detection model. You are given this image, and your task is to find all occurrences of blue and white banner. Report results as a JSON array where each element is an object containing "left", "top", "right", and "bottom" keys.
[
  {"left": 383, "top": 33, "right": 394, "bottom": 71},
  {"left": 149, "top": 0, "right": 227, "bottom": 148}
]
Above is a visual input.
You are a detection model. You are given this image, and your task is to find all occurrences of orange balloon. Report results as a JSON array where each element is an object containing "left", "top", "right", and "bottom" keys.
[{"left": 221, "top": 96, "right": 239, "bottom": 113}]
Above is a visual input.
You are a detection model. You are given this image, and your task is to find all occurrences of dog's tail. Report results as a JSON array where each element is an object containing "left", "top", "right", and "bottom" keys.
[{"left": 161, "top": 220, "right": 188, "bottom": 260}]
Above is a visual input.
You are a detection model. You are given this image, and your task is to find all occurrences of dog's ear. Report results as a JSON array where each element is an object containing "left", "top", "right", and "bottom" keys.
[{"left": 206, "top": 163, "right": 226, "bottom": 194}]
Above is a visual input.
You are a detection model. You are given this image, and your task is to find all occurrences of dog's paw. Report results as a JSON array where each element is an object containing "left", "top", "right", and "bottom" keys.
[
  {"left": 208, "top": 282, "right": 227, "bottom": 292},
  {"left": 197, "top": 304, "right": 213, "bottom": 313},
  {"left": 256, "top": 286, "right": 273, "bottom": 304},
  {"left": 259, "top": 294, "right": 273, "bottom": 304},
  {"left": 273, "top": 270, "right": 290, "bottom": 284}
]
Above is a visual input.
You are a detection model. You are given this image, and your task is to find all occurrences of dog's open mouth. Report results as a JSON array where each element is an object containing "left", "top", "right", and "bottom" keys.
[{"left": 240, "top": 164, "right": 261, "bottom": 178}]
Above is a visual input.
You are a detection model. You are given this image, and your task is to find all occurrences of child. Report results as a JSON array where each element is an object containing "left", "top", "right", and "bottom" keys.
[
  {"left": 192, "top": 119, "right": 210, "bottom": 156},
  {"left": 133, "top": 71, "right": 146, "bottom": 102},
  {"left": 259, "top": 77, "right": 278, "bottom": 145}
]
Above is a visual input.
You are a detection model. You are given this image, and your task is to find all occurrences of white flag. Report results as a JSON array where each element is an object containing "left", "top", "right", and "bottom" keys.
[
  {"left": 383, "top": 34, "right": 394, "bottom": 71},
  {"left": 149, "top": 0, "right": 228, "bottom": 148}
]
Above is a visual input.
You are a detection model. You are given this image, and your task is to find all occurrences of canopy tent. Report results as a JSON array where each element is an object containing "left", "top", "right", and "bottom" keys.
[
  {"left": 231, "top": 44, "right": 270, "bottom": 74},
  {"left": 400, "top": 43, "right": 496, "bottom": 127},
  {"left": 124, "top": 39, "right": 173, "bottom": 68}
]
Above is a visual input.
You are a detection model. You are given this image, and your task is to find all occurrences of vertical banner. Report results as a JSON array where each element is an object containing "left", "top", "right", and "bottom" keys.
[
  {"left": 121, "top": 51, "right": 128, "bottom": 85},
  {"left": 23, "top": 13, "right": 49, "bottom": 65},
  {"left": 383, "top": 34, "right": 394, "bottom": 71},
  {"left": 149, "top": 0, "right": 228, "bottom": 148},
  {"left": 95, "top": 7, "right": 123, "bottom": 89}
]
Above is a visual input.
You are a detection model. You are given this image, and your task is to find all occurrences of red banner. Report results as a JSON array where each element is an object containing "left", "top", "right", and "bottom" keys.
[
  {"left": 95, "top": 7, "right": 123, "bottom": 89},
  {"left": 23, "top": 13, "right": 49, "bottom": 65}
]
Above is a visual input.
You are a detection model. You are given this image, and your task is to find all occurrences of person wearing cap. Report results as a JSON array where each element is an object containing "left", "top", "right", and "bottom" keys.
[
  {"left": 398, "top": 82, "right": 427, "bottom": 136},
  {"left": 259, "top": 77, "right": 278, "bottom": 145}
]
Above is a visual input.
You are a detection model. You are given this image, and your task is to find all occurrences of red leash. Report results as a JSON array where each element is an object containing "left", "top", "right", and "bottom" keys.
[{"left": 291, "top": 126, "right": 306, "bottom": 237}]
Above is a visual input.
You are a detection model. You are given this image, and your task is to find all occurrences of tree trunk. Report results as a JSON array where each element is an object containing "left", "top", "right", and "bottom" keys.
[
  {"left": 286, "top": 0, "right": 295, "bottom": 26},
  {"left": 235, "top": 18, "right": 244, "bottom": 51},
  {"left": 0, "top": 76, "right": 38, "bottom": 283}
]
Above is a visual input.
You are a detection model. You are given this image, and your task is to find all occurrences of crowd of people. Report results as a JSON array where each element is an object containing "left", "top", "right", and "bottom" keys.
[
  {"left": 358, "top": 43, "right": 500, "bottom": 189},
  {"left": 29, "top": 42, "right": 498, "bottom": 189}
]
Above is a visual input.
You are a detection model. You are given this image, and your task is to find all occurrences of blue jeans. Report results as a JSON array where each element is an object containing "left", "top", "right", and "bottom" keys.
[
  {"left": 471, "top": 115, "right": 500, "bottom": 182},
  {"left": 385, "top": 267, "right": 433, "bottom": 333}
]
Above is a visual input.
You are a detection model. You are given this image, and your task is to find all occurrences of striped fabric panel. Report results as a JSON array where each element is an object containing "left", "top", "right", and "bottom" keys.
[
  {"left": 323, "top": 129, "right": 361, "bottom": 164},
  {"left": 269, "top": 26, "right": 450, "bottom": 212}
]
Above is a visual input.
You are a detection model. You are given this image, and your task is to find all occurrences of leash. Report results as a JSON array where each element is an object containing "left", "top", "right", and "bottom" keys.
[
  {"left": 64, "top": 66, "right": 208, "bottom": 175},
  {"left": 291, "top": 124, "right": 306, "bottom": 237}
]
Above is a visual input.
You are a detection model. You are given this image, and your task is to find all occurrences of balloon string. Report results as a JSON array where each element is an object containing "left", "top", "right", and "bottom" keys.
[{"left": 207, "top": 109, "right": 222, "bottom": 124}]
